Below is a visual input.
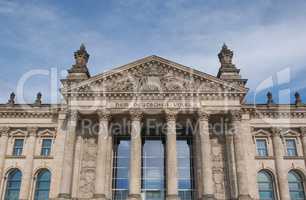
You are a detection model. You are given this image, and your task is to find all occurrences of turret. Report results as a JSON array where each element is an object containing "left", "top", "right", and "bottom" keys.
[
  {"left": 217, "top": 43, "right": 247, "bottom": 86},
  {"left": 66, "top": 43, "right": 90, "bottom": 81}
]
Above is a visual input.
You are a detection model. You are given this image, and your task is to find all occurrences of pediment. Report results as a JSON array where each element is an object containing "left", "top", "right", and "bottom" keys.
[{"left": 62, "top": 55, "right": 247, "bottom": 95}]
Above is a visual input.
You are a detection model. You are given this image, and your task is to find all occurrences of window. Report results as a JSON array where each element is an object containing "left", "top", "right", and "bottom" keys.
[
  {"left": 34, "top": 169, "right": 51, "bottom": 200},
  {"left": 256, "top": 139, "right": 268, "bottom": 157},
  {"left": 286, "top": 139, "right": 298, "bottom": 156},
  {"left": 177, "top": 139, "right": 194, "bottom": 200},
  {"left": 257, "top": 170, "right": 276, "bottom": 200},
  {"left": 4, "top": 169, "right": 22, "bottom": 200},
  {"left": 41, "top": 139, "right": 52, "bottom": 156},
  {"left": 288, "top": 171, "right": 305, "bottom": 200},
  {"left": 141, "top": 138, "right": 165, "bottom": 200},
  {"left": 12, "top": 139, "right": 24, "bottom": 156},
  {"left": 112, "top": 138, "right": 130, "bottom": 200}
]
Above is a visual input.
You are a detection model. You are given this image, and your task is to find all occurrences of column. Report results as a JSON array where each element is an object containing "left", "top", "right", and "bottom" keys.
[
  {"left": 197, "top": 111, "right": 215, "bottom": 200},
  {"left": 94, "top": 110, "right": 111, "bottom": 200},
  {"left": 0, "top": 127, "right": 9, "bottom": 191},
  {"left": 20, "top": 127, "right": 38, "bottom": 200},
  {"left": 128, "top": 109, "right": 142, "bottom": 200},
  {"left": 58, "top": 110, "right": 78, "bottom": 199},
  {"left": 272, "top": 128, "right": 290, "bottom": 200},
  {"left": 165, "top": 110, "right": 179, "bottom": 200},
  {"left": 231, "top": 111, "right": 251, "bottom": 200}
]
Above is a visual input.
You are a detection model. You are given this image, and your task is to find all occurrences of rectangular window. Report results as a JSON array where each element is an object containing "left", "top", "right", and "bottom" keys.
[
  {"left": 13, "top": 139, "right": 24, "bottom": 156},
  {"left": 256, "top": 139, "right": 268, "bottom": 157},
  {"left": 286, "top": 139, "right": 298, "bottom": 156},
  {"left": 41, "top": 139, "right": 52, "bottom": 156}
]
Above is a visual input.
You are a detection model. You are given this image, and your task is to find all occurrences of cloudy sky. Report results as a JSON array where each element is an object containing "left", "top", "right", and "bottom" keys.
[{"left": 0, "top": 0, "right": 306, "bottom": 104}]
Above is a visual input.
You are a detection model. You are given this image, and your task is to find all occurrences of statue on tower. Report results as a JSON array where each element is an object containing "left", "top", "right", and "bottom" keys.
[
  {"left": 218, "top": 43, "right": 234, "bottom": 67},
  {"left": 66, "top": 43, "right": 91, "bottom": 80},
  {"left": 74, "top": 43, "right": 89, "bottom": 67}
]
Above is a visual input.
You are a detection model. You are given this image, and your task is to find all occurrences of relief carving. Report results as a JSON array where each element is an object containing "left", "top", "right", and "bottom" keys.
[
  {"left": 211, "top": 138, "right": 226, "bottom": 200},
  {"left": 78, "top": 138, "right": 97, "bottom": 198},
  {"left": 71, "top": 60, "right": 228, "bottom": 93}
]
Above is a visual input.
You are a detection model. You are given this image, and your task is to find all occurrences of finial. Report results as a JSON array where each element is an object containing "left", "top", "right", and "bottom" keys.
[
  {"left": 222, "top": 43, "right": 228, "bottom": 49},
  {"left": 267, "top": 92, "right": 274, "bottom": 105},
  {"left": 7, "top": 92, "right": 15, "bottom": 105},
  {"left": 218, "top": 43, "right": 233, "bottom": 67},
  {"left": 80, "top": 43, "right": 86, "bottom": 51},
  {"left": 295, "top": 92, "right": 302, "bottom": 106},
  {"left": 74, "top": 43, "right": 89, "bottom": 67},
  {"left": 34, "top": 92, "right": 42, "bottom": 106}
]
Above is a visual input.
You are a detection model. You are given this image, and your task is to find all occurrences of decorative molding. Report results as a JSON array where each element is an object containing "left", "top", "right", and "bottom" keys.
[
  {"left": 0, "top": 111, "right": 54, "bottom": 118},
  {"left": 37, "top": 128, "right": 57, "bottom": 138}
]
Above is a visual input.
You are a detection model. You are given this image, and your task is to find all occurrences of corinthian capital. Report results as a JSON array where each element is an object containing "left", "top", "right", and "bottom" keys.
[
  {"left": 165, "top": 108, "right": 178, "bottom": 122},
  {"left": 197, "top": 109, "right": 209, "bottom": 121},
  {"left": 230, "top": 110, "right": 242, "bottom": 121},
  {"left": 0, "top": 126, "right": 10, "bottom": 137},
  {"left": 69, "top": 110, "right": 79, "bottom": 121},
  {"left": 130, "top": 109, "right": 143, "bottom": 121},
  {"left": 27, "top": 127, "right": 38, "bottom": 137},
  {"left": 271, "top": 127, "right": 282, "bottom": 137},
  {"left": 97, "top": 109, "right": 111, "bottom": 121},
  {"left": 300, "top": 127, "right": 306, "bottom": 137}
]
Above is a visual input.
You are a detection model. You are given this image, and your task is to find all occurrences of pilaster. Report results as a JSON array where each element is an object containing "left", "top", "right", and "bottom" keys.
[
  {"left": 231, "top": 110, "right": 251, "bottom": 200},
  {"left": 271, "top": 127, "right": 290, "bottom": 200},
  {"left": 0, "top": 127, "right": 9, "bottom": 191},
  {"left": 20, "top": 127, "right": 38, "bottom": 200},
  {"left": 58, "top": 110, "right": 79, "bottom": 199}
]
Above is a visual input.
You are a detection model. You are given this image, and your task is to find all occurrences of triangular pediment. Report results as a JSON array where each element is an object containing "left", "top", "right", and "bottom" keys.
[{"left": 62, "top": 55, "right": 247, "bottom": 95}]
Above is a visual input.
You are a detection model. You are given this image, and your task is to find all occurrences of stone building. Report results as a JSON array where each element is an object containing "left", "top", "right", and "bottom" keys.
[{"left": 0, "top": 44, "right": 305, "bottom": 200}]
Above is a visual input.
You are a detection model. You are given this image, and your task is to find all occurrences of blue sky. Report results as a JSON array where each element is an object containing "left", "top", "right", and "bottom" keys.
[{"left": 0, "top": 0, "right": 306, "bottom": 104}]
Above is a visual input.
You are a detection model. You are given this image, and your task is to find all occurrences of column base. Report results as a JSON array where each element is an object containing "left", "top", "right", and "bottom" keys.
[
  {"left": 93, "top": 193, "right": 108, "bottom": 200},
  {"left": 166, "top": 194, "right": 180, "bottom": 200},
  {"left": 128, "top": 194, "right": 142, "bottom": 200},
  {"left": 238, "top": 194, "right": 252, "bottom": 200},
  {"left": 57, "top": 193, "right": 71, "bottom": 199},
  {"left": 201, "top": 194, "right": 216, "bottom": 200}
]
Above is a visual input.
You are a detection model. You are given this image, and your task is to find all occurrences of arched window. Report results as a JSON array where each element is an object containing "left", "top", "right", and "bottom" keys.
[
  {"left": 4, "top": 169, "right": 22, "bottom": 200},
  {"left": 34, "top": 169, "right": 51, "bottom": 200},
  {"left": 288, "top": 171, "right": 305, "bottom": 200},
  {"left": 257, "top": 170, "right": 276, "bottom": 200}
]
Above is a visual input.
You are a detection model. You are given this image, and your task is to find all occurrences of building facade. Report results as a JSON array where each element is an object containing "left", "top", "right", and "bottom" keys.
[{"left": 0, "top": 44, "right": 306, "bottom": 200}]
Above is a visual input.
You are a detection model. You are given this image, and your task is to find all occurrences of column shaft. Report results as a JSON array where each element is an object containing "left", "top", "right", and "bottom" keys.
[
  {"left": 231, "top": 111, "right": 251, "bottom": 200},
  {"left": 198, "top": 111, "right": 215, "bottom": 200},
  {"left": 94, "top": 110, "right": 111, "bottom": 199},
  {"left": 20, "top": 127, "right": 38, "bottom": 200},
  {"left": 166, "top": 111, "right": 179, "bottom": 200},
  {"left": 272, "top": 128, "right": 290, "bottom": 200},
  {"left": 225, "top": 133, "right": 238, "bottom": 199},
  {"left": 128, "top": 110, "right": 142, "bottom": 200},
  {"left": 58, "top": 110, "right": 78, "bottom": 199},
  {"left": 71, "top": 135, "right": 83, "bottom": 198}
]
